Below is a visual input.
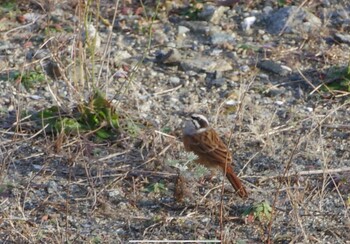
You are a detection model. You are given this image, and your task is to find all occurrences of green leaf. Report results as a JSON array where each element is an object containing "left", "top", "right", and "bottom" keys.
[
  {"left": 145, "top": 182, "right": 167, "bottom": 193},
  {"left": 96, "top": 129, "right": 111, "bottom": 139},
  {"left": 56, "top": 118, "right": 82, "bottom": 133}
]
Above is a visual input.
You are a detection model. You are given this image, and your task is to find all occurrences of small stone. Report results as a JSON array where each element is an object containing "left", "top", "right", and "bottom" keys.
[
  {"left": 178, "top": 21, "right": 211, "bottom": 35},
  {"left": 263, "top": 6, "right": 273, "bottom": 14},
  {"left": 108, "top": 189, "right": 121, "bottom": 198},
  {"left": 210, "top": 31, "right": 235, "bottom": 45},
  {"left": 334, "top": 33, "right": 350, "bottom": 45},
  {"left": 153, "top": 29, "right": 169, "bottom": 45},
  {"left": 155, "top": 49, "right": 182, "bottom": 65},
  {"left": 305, "top": 107, "right": 313, "bottom": 112},
  {"left": 199, "top": 5, "right": 229, "bottom": 24},
  {"left": 30, "top": 95, "right": 42, "bottom": 100},
  {"left": 275, "top": 101, "right": 284, "bottom": 106},
  {"left": 32, "top": 164, "right": 43, "bottom": 170},
  {"left": 169, "top": 76, "right": 181, "bottom": 85},
  {"left": 207, "top": 78, "right": 225, "bottom": 88},
  {"left": 240, "top": 65, "right": 250, "bottom": 73},
  {"left": 178, "top": 26, "right": 190, "bottom": 35},
  {"left": 47, "top": 181, "right": 58, "bottom": 194},
  {"left": 242, "top": 16, "right": 256, "bottom": 31},
  {"left": 257, "top": 59, "right": 291, "bottom": 76},
  {"left": 115, "top": 50, "right": 132, "bottom": 60}
]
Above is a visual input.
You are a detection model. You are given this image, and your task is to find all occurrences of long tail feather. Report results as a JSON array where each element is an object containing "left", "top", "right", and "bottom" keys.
[{"left": 225, "top": 166, "right": 248, "bottom": 198}]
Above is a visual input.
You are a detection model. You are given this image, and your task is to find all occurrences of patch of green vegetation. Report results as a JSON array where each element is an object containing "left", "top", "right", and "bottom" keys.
[
  {"left": 161, "top": 126, "right": 171, "bottom": 134},
  {"left": 179, "top": 2, "right": 203, "bottom": 20},
  {"left": 237, "top": 44, "right": 259, "bottom": 53},
  {"left": 14, "top": 70, "right": 45, "bottom": 90},
  {"left": 145, "top": 182, "right": 167, "bottom": 194},
  {"left": 90, "top": 236, "right": 102, "bottom": 244},
  {"left": 0, "top": 0, "right": 17, "bottom": 13},
  {"left": 243, "top": 200, "right": 272, "bottom": 223},
  {"left": 32, "top": 91, "right": 120, "bottom": 140},
  {"left": 44, "top": 25, "right": 61, "bottom": 35},
  {"left": 125, "top": 120, "right": 140, "bottom": 137},
  {"left": 79, "top": 91, "right": 119, "bottom": 129},
  {"left": 323, "top": 66, "right": 350, "bottom": 92},
  {"left": 37, "top": 106, "right": 61, "bottom": 132},
  {"left": 277, "top": 0, "right": 290, "bottom": 7}
]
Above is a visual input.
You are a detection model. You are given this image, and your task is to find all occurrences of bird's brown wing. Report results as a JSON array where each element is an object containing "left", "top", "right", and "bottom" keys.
[{"left": 185, "top": 128, "right": 232, "bottom": 164}]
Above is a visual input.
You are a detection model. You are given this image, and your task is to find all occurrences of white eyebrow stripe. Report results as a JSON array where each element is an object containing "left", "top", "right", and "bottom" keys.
[{"left": 192, "top": 118, "right": 201, "bottom": 129}]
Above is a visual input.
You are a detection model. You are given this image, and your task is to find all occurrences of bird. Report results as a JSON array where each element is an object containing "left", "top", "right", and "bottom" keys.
[{"left": 182, "top": 114, "right": 248, "bottom": 198}]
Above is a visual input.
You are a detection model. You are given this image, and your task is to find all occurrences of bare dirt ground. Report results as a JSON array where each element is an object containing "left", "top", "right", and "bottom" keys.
[{"left": 1, "top": 0, "right": 350, "bottom": 243}]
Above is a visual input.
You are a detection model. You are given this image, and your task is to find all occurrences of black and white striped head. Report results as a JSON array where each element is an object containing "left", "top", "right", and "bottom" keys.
[
  {"left": 190, "top": 114, "right": 209, "bottom": 129},
  {"left": 183, "top": 114, "right": 210, "bottom": 136}
]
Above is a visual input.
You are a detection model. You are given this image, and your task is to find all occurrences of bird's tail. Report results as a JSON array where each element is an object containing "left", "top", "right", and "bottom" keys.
[{"left": 224, "top": 165, "right": 248, "bottom": 198}]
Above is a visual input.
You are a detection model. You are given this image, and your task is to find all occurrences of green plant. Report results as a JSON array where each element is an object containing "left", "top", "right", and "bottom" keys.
[
  {"left": 14, "top": 70, "right": 45, "bottom": 90},
  {"left": 31, "top": 91, "right": 119, "bottom": 139},
  {"left": 179, "top": 2, "right": 203, "bottom": 20},
  {"left": 145, "top": 182, "right": 167, "bottom": 194},
  {"left": 323, "top": 66, "right": 350, "bottom": 92},
  {"left": 0, "top": 0, "right": 16, "bottom": 13},
  {"left": 244, "top": 200, "right": 272, "bottom": 223}
]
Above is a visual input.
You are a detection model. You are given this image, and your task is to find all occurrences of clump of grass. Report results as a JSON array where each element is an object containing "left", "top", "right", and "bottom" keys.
[
  {"left": 14, "top": 70, "right": 45, "bottom": 91},
  {"left": 144, "top": 181, "right": 167, "bottom": 194},
  {"left": 178, "top": 1, "right": 203, "bottom": 20},
  {"left": 323, "top": 65, "right": 350, "bottom": 93},
  {"left": 31, "top": 91, "right": 119, "bottom": 139}
]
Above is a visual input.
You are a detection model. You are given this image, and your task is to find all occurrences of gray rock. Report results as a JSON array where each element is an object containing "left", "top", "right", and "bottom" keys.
[
  {"left": 179, "top": 21, "right": 211, "bottom": 35},
  {"left": 265, "top": 6, "right": 322, "bottom": 34},
  {"left": 181, "top": 57, "right": 232, "bottom": 72},
  {"left": 114, "top": 50, "right": 132, "bottom": 65},
  {"left": 169, "top": 76, "right": 181, "bottom": 85},
  {"left": 155, "top": 49, "right": 182, "bottom": 65},
  {"left": 257, "top": 59, "right": 291, "bottom": 76},
  {"left": 239, "top": 65, "right": 250, "bottom": 73},
  {"left": 47, "top": 181, "right": 59, "bottom": 194},
  {"left": 210, "top": 31, "right": 235, "bottom": 45},
  {"left": 0, "top": 41, "right": 11, "bottom": 51},
  {"left": 153, "top": 29, "right": 169, "bottom": 45},
  {"left": 263, "top": 6, "right": 273, "bottom": 15},
  {"left": 334, "top": 33, "right": 350, "bottom": 45},
  {"left": 178, "top": 25, "right": 190, "bottom": 35},
  {"left": 199, "top": 5, "right": 229, "bottom": 24},
  {"left": 207, "top": 78, "right": 225, "bottom": 88}
]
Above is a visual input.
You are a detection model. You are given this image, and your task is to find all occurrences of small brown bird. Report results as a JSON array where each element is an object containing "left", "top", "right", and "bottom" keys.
[{"left": 182, "top": 114, "right": 248, "bottom": 198}]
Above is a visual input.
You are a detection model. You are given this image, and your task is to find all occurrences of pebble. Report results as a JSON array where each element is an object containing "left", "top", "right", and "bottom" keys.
[
  {"left": 169, "top": 76, "right": 181, "bottom": 85},
  {"left": 242, "top": 16, "right": 256, "bottom": 31},
  {"left": 178, "top": 25, "right": 190, "bottom": 35}
]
